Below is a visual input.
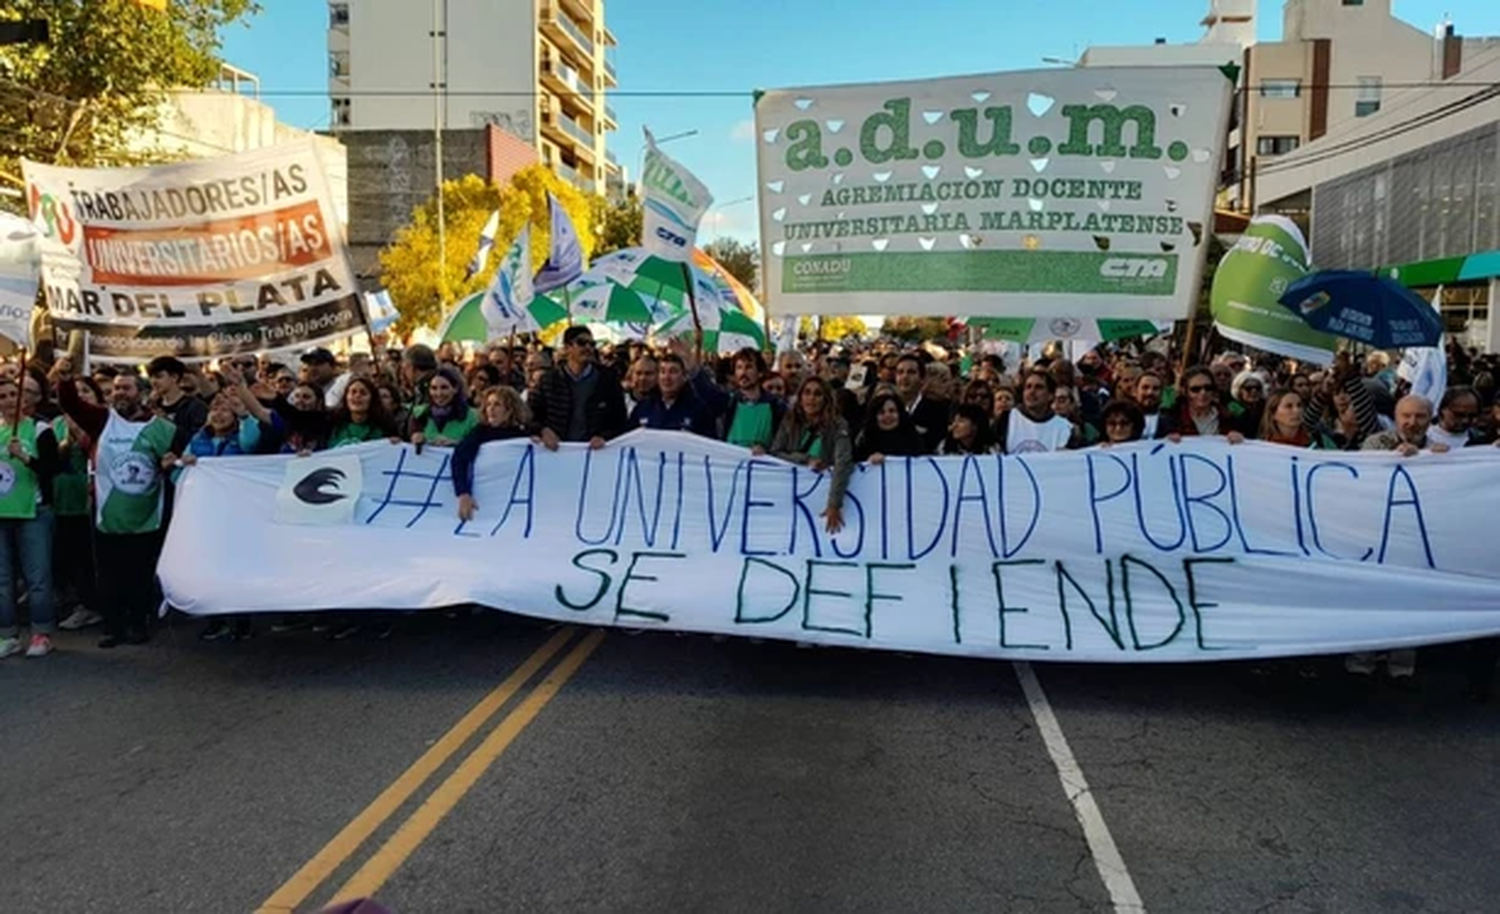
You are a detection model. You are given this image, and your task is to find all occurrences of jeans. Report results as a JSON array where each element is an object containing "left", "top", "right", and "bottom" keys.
[{"left": 0, "top": 505, "right": 56, "bottom": 637}]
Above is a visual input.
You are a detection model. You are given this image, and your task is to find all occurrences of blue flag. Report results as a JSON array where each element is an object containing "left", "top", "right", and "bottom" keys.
[{"left": 533, "top": 193, "right": 584, "bottom": 293}]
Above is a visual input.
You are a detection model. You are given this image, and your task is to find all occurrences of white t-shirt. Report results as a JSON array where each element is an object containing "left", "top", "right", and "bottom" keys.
[
  {"left": 1427, "top": 424, "right": 1470, "bottom": 451},
  {"left": 1005, "top": 410, "right": 1073, "bottom": 454}
]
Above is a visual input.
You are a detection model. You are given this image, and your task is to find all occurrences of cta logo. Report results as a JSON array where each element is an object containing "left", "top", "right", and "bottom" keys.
[{"left": 1099, "top": 257, "right": 1168, "bottom": 279}]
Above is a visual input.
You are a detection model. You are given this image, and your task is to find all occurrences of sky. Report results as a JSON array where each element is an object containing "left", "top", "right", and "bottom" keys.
[{"left": 221, "top": 0, "right": 1500, "bottom": 244}]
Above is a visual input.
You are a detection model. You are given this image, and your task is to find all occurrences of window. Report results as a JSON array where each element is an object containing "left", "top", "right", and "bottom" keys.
[
  {"left": 331, "top": 97, "right": 351, "bottom": 127},
  {"left": 1259, "top": 79, "right": 1301, "bottom": 99},
  {"left": 329, "top": 51, "right": 350, "bottom": 78},
  {"left": 1356, "top": 76, "right": 1382, "bottom": 117},
  {"left": 1342, "top": 0, "right": 1364, "bottom": 6},
  {"left": 1257, "top": 135, "right": 1300, "bottom": 156},
  {"left": 330, "top": 3, "right": 349, "bottom": 27}
]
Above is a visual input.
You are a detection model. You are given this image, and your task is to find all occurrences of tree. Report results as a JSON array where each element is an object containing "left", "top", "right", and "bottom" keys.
[
  {"left": 0, "top": 0, "right": 260, "bottom": 187},
  {"left": 377, "top": 166, "right": 595, "bottom": 334},
  {"left": 703, "top": 237, "right": 758, "bottom": 291},
  {"left": 798, "top": 315, "right": 869, "bottom": 341},
  {"left": 591, "top": 194, "right": 641, "bottom": 254},
  {"left": 882, "top": 316, "right": 950, "bottom": 342}
]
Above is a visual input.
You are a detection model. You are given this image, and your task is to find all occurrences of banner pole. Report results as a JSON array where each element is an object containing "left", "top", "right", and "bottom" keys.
[
  {"left": 682, "top": 261, "right": 704, "bottom": 361},
  {"left": 12, "top": 346, "right": 26, "bottom": 429}
]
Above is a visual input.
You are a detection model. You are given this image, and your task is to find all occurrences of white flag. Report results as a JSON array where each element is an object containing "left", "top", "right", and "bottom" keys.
[
  {"left": 480, "top": 227, "right": 538, "bottom": 338},
  {"left": 533, "top": 193, "right": 585, "bottom": 293},
  {"left": 1397, "top": 287, "right": 1446, "bottom": 413},
  {"left": 466, "top": 210, "right": 501, "bottom": 280},
  {"left": 0, "top": 212, "right": 40, "bottom": 349},
  {"left": 641, "top": 127, "right": 713, "bottom": 263}
]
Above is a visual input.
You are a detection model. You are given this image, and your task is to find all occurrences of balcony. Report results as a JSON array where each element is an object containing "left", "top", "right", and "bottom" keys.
[
  {"left": 540, "top": 2, "right": 593, "bottom": 62},
  {"left": 606, "top": 149, "right": 618, "bottom": 166},
  {"left": 603, "top": 57, "right": 617, "bottom": 86},
  {"left": 540, "top": 96, "right": 597, "bottom": 160},
  {"left": 602, "top": 104, "right": 617, "bottom": 128},
  {"left": 554, "top": 160, "right": 596, "bottom": 194},
  {"left": 540, "top": 51, "right": 583, "bottom": 96}
]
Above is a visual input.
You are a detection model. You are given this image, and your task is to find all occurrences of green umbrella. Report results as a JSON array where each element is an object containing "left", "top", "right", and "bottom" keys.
[{"left": 437, "top": 291, "right": 568, "bottom": 343}]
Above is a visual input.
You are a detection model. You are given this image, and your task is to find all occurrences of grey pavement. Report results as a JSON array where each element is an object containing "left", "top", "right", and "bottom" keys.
[{"left": 0, "top": 614, "right": 1496, "bottom": 914}]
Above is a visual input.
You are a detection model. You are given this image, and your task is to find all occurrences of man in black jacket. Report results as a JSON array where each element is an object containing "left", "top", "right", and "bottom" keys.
[{"left": 531, "top": 326, "right": 628, "bottom": 450}]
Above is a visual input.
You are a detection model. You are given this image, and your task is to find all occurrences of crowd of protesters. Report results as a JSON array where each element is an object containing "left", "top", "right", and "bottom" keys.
[{"left": 1, "top": 328, "right": 1497, "bottom": 699}]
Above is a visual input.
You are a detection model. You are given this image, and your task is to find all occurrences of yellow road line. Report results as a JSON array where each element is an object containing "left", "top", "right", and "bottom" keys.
[
  {"left": 327, "top": 629, "right": 607, "bottom": 905},
  {"left": 255, "top": 626, "right": 578, "bottom": 914}
]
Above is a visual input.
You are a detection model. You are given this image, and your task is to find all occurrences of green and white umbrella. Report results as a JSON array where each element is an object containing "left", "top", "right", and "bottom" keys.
[
  {"left": 968, "top": 316, "right": 1168, "bottom": 345},
  {"left": 560, "top": 247, "right": 767, "bottom": 350},
  {"left": 437, "top": 290, "right": 569, "bottom": 343}
]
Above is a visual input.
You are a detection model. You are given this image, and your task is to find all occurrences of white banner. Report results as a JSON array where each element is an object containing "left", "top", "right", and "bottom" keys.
[
  {"left": 162, "top": 432, "right": 1500, "bottom": 662},
  {"left": 0, "top": 212, "right": 40, "bottom": 348},
  {"left": 23, "top": 139, "right": 362, "bottom": 362},
  {"left": 755, "top": 66, "right": 1232, "bottom": 319},
  {"left": 641, "top": 128, "right": 713, "bottom": 262}
]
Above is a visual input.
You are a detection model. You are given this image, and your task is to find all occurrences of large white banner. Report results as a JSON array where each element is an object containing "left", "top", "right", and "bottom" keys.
[
  {"left": 162, "top": 432, "right": 1500, "bottom": 662},
  {"left": 23, "top": 139, "right": 362, "bottom": 362},
  {"left": 755, "top": 66, "right": 1232, "bottom": 319}
]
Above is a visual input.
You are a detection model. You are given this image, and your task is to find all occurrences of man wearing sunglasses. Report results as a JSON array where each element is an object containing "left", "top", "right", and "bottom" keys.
[{"left": 531, "top": 326, "right": 627, "bottom": 451}]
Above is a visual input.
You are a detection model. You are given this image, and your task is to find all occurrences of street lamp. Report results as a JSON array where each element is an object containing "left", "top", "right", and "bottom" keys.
[
  {"left": 636, "top": 129, "right": 699, "bottom": 193},
  {"left": 710, "top": 195, "right": 755, "bottom": 236}
]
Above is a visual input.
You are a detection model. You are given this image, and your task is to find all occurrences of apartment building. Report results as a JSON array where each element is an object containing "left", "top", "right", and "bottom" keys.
[
  {"left": 1077, "top": 0, "right": 1470, "bottom": 211},
  {"left": 327, "top": 0, "right": 621, "bottom": 197}
]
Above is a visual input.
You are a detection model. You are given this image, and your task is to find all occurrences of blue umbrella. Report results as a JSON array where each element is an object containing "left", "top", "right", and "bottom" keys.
[{"left": 1277, "top": 270, "right": 1443, "bottom": 349}]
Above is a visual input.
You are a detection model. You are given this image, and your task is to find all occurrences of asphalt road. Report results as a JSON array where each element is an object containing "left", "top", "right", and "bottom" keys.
[{"left": 2, "top": 612, "right": 1497, "bottom": 913}]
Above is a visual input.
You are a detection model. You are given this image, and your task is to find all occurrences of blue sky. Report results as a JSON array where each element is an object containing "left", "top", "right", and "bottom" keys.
[{"left": 222, "top": 0, "right": 1500, "bottom": 243}]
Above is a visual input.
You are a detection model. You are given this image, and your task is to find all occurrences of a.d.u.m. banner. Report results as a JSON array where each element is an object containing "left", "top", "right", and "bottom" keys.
[
  {"left": 755, "top": 66, "right": 1232, "bottom": 320},
  {"left": 162, "top": 432, "right": 1500, "bottom": 662},
  {"left": 23, "top": 139, "right": 361, "bottom": 362}
]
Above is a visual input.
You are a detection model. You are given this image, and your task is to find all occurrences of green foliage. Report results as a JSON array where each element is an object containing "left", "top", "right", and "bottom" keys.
[
  {"left": 703, "top": 237, "right": 759, "bottom": 292},
  {"left": 882, "top": 316, "right": 949, "bottom": 342},
  {"left": 591, "top": 194, "right": 641, "bottom": 254},
  {"left": 0, "top": 0, "right": 260, "bottom": 185}
]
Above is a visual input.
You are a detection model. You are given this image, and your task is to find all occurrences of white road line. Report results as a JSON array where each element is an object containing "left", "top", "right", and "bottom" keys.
[{"left": 1014, "top": 661, "right": 1146, "bottom": 914}]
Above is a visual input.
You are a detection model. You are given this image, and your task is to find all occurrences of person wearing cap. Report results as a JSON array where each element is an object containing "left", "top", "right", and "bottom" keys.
[{"left": 299, "top": 347, "right": 342, "bottom": 407}]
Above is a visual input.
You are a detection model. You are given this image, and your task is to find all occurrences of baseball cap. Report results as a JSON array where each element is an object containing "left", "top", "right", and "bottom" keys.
[{"left": 300, "top": 347, "right": 337, "bottom": 366}]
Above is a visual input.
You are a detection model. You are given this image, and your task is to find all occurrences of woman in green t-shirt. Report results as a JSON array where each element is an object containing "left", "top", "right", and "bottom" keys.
[
  {"left": 328, "top": 377, "right": 400, "bottom": 449},
  {"left": 408, "top": 367, "right": 477, "bottom": 448}
]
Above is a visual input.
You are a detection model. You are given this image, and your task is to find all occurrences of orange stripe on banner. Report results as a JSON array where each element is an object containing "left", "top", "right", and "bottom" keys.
[{"left": 83, "top": 199, "right": 332, "bottom": 287}]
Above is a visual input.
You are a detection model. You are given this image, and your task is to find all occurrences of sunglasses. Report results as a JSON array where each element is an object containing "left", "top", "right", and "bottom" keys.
[{"left": 1187, "top": 384, "right": 1215, "bottom": 394}]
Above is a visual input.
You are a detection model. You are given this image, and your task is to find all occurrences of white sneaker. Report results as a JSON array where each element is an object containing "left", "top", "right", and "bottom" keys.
[
  {"left": 25, "top": 634, "right": 52, "bottom": 658},
  {"left": 59, "top": 608, "right": 104, "bottom": 631},
  {"left": 0, "top": 637, "right": 22, "bottom": 659}
]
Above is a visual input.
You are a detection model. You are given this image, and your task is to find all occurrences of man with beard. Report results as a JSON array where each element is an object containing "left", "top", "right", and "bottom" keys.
[
  {"left": 1132, "top": 370, "right": 1169, "bottom": 439},
  {"left": 58, "top": 372, "right": 180, "bottom": 648},
  {"left": 994, "top": 369, "right": 1078, "bottom": 454},
  {"left": 717, "top": 347, "right": 784, "bottom": 453}
]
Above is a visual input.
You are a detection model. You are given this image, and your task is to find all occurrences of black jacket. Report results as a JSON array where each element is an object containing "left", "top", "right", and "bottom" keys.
[{"left": 531, "top": 363, "right": 628, "bottom": 443}]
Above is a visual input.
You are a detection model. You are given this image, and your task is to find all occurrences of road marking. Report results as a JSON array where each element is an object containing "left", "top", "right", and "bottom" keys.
[
  {"left": 255, "top": 626, "right": 578, "bottom": 914},
  {"left": 1014, "top": 661, "right": 1146, "bottom": 914},
  {"left": 328, "top": 628, "right": 607, "bottom": 905}
]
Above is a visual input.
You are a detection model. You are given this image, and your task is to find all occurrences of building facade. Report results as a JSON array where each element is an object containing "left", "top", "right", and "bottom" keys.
[
  {"left": 1257, "top": 44, "right": 1500, "bottom": 353},
  {"left": 327, "top": 0, "right": 619, "bottom": 196}
]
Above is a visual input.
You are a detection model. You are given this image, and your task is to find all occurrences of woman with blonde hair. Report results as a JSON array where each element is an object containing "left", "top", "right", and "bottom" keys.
[{"left": 452, "top": 386, "right": 532, "bottom": 522}]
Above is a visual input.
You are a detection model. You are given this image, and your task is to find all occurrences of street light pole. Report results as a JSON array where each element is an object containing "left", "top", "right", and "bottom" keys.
[{"left": 433, "top": 0, "right": 448, "bottom": 308}]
